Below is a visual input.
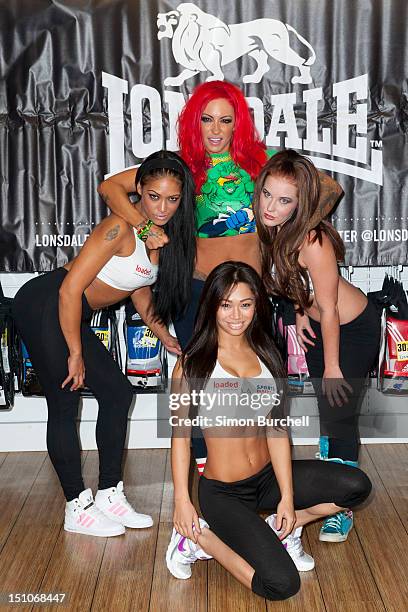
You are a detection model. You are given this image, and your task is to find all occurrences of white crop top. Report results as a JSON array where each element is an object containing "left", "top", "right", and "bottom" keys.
[
  {"left": 96, "top": 228, "right": 158, "bottom": 292},
  {"left": 197, "top": 357, "right": 278, "bottom": 429}
]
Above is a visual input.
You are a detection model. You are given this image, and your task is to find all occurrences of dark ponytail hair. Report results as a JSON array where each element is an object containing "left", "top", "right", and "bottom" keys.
[{"left": 135, "top": 150, "right": 196, "bottom": 324}]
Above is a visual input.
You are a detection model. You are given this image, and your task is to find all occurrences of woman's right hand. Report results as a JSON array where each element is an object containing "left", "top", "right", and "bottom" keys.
[
  {"left": 295, "top": 312, "right": 316, "bottom": 352},
  {"left": 62, "top": 354, "right": 86, "bottom": 391},
  {"left": 143, "top": 224, "right": 169, "bottom": 250},
  {"left": 173, "top": 498, "right": 201, "bottom": 543}
]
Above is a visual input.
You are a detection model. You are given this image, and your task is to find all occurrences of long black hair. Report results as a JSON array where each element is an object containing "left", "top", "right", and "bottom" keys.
[
  {"left": 182, "top": 261, "right": 287, "bottom": 419},
  {"left": 135, "top": 150, "right": 196, "bottom": 325}
]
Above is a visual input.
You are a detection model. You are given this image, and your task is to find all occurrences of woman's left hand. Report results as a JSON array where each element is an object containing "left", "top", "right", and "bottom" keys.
[
  {"left": 323, "top": 366, "right": 353, "bottom": 407},
  {"left": 162, "top": 334, "right": 182, "bottom": 355},
  {"left": 275, "top": 497, "right": 296, "bottom": 540}
]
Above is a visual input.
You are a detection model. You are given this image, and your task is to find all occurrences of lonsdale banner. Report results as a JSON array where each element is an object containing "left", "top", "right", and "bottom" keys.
[{"left": 1, "top": 0, "right": 407, "bottom": 270}]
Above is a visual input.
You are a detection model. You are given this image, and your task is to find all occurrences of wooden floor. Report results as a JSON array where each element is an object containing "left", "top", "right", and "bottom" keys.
[{"left": 0, "top": 445, "right": 407, "bottom": 611}]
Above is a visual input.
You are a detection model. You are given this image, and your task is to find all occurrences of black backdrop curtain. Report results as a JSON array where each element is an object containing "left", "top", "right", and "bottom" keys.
[{"left": 0, "top": 0, "right": 407, "bottom": 270}]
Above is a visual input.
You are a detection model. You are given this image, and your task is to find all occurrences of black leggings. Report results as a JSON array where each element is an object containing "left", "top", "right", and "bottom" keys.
[
  {"left": 199, "top": 460, "right": 371, "bottom": 601},
  {"left": 12, "top": 268, "right": 134, "bottom": 501},
  {"left": 305, "top": 299, "right": 381, "bottom": 461}
]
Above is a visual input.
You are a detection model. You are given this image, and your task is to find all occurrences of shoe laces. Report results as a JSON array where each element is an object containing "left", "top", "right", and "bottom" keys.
[
  {"left": 324, "top": 513, "right": 342, "bottom": 530},
  {"left": 284, "top": 534, "right": 303, "bottom": 556},
  {"left": 109, "top": 488, "right": 134, "bottom": 513},
  {"left": 324, "top": 510, "right": 352, "bottom": 531}
]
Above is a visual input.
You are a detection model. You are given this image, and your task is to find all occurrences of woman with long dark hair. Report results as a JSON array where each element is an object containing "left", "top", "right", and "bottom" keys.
[
  {"left": 253, "top": 149, "right": 381, "bottom": 542},
  {"left": 98, "top": 81, "right": 342, "bottom": 473},
  {"left": 12, "top": 150, "right": 196, "bottom": 538},
  {"left": 166, "top": 262, "right": 371, "bottom": 601}
]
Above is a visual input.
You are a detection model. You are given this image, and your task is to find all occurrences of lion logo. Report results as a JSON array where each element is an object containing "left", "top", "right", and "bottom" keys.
[{"left": 157, "top": 3, "right": 316, "bottom": 87}]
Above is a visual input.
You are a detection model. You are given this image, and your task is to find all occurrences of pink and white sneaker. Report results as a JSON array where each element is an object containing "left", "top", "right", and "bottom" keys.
[
  {"left": 166, "top": 518, "right": 212, "bottom": 580},
  {"left": 64, "top": 488, "right": 125, "bottom": 537},
  {"left": 95, "top": 481, "right": 153, "bottom": 529},
  {"left": 265, "top": 514, "right": 315, "bottom": 571}
]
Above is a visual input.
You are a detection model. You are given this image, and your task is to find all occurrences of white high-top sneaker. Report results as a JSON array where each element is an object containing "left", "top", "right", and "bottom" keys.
[
  {"left": 64, "top": 488, "right": 125, "bottom": 537},
  {"left": 166, "top": 518, "right": 212, "bottom": 580},
  {"left": 265, "top": 514, "right": 315, "bottom": 571},
  {"left": 95, "top": 481, "right": 153, "bottom": 528}
]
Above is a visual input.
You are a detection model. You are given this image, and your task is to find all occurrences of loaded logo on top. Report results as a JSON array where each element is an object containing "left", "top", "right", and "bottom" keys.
[
  {"left": 102, "top": 2, "right": 383, "bottom": 186},
  {"left": 135, "top": 264, "right": 152, "bottom": 277}
]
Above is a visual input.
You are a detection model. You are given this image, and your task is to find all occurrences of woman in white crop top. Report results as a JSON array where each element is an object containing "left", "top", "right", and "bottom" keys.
[
  {"left": 165, "top": 262, "right": 372, "bottom": 600},
  {"left": 12, "top": 150, "right": 196, "bottom": 538}
]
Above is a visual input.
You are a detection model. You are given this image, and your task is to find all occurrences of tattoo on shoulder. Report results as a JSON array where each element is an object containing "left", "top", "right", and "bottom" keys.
[{"left": 105, "top": 224, "right": 120, "bottom": 241}]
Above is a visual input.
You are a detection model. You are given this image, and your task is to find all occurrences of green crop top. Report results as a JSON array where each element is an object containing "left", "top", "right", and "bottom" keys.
[{"left": 195, "top": 150, "right": 277, "bottom": 238}]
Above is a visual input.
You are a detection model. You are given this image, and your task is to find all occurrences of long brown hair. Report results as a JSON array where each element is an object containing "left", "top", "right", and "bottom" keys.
[{"left": 253, "top": 150, "right": 345, "bottom": 314}]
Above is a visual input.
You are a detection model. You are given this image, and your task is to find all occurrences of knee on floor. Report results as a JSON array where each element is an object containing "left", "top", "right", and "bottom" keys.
[{"left": 253, "top": 568, "right": 300, "bottom": 601}]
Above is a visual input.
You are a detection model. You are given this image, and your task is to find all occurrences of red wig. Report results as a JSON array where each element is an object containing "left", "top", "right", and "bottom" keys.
[{"left": 177, "top": 81, "right": 267, "bottom": 193}]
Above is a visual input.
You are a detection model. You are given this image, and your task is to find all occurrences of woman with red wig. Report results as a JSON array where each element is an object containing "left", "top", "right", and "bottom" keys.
[{"left": 98, "top": 81, "right": 342, "bottom": 472}]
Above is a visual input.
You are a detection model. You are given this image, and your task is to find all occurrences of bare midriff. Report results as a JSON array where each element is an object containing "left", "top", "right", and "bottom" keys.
[
  {"left": 306, "top": 275, "right": 368, "bottom": 325},
  {"left": 195, "top": 233, "right": 261, "bottom": 279},
  {"left": 63, "top": 261, "right": 132, "bottom": 310},
  {"left": 62, "top": 235, "right": 159, "bottom": 310},
  {"left": 203, "top": 433, "right": 272, "bottom": 482}
]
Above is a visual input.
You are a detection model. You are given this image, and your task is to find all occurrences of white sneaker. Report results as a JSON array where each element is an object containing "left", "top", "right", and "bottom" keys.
[
  {"left": 265, "top": 514, "right": 315, "bottom": 571},
  {"left": 64, "top": 488, "right": 125, "bottom": 537},
  {"left": 166, "top": 518, "right": 212, "bottom": 580},
  {"left": 95, "top": 481, "right": 153, "bottom": 528}
]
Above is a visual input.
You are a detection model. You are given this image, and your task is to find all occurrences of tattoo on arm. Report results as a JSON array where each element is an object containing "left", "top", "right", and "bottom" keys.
[
  {"left": 147, "top": 228, "right": 162, "bottom": 238},
  {"left": 104, "top": 224, "right": 120, "bottom": 241}
]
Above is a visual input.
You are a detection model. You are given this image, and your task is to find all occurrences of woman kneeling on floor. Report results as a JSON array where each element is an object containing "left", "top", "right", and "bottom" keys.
[{"left": 166, "top": 262, "right": 371, "bottom": 601}]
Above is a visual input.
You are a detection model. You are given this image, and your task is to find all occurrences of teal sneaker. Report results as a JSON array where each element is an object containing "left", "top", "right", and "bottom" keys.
[
  {"left": 319, "top": 509, "right": 354, "bottom": 542},
  {"left": 319, "top": 457, "right": 358, "bottom": 542}
]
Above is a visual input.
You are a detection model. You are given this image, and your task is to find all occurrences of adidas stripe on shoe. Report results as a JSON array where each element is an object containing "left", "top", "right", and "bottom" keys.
[
  {"left": 64, "top": 488, "right": 125, "bottom": 537},
  {"left": 95, "top": 481, "right": 153, "bottom": 529}
]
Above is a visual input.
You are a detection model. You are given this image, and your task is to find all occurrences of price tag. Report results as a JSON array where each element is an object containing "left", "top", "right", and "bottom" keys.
[
  {"left": 93, "top": 328, "right": 110, "bottom": 349},
  {"left": 396, "top": 340, "right": 408, "bottom": 361},
  {"left": 141, "top": 328, "right": 158, "bottom": 348},
  {"left": 1, "top": 330, "right": 10, "bottom": 373}
]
